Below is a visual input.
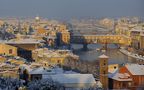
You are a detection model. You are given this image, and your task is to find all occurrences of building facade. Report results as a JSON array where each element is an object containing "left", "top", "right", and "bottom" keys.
[
  {"left": 0, "top": 43, "right": 17, "bottom": 56},
  {"left": 117, "top": 64, "right": 144, "bottom": 89},
  {"left": 99, "top": 54, "right": 108, "bottom": 89}
]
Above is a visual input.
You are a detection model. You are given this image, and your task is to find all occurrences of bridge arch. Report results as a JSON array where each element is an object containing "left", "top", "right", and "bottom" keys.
[{"left": 71, "top": 35, "right": 132, "bottom": 50}]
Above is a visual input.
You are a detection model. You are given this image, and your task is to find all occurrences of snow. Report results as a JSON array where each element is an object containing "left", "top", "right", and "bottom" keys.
[
  {"left": 29, "top": 67, "right": 56, "bottom": 75},
  {"left": 96, "top": 81, "right": 102, "bottom": 88},
  {"left": 126, "top": 64, "right": 144, "bottom": 75},
  {"left": 99, "top": 54, "right": 109, "bottom": 58},
  {"left": 29, "top": 67, "right": 64, "bottom": 75},
  {"left": 19, "top": 64, "right": 33, "bottom": 72},
  {"left": 64, "top": 70, "right": 79, "bottom": 74},
  {"left": 50, "top": 74, "right": 96, "bottom": 84},
  {"left": 109, "top": 72, "right": 132, "bottom": 81}
]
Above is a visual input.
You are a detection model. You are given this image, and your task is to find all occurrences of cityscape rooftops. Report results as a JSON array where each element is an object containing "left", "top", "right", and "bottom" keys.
[
  {"left": 0, "top": 39, "right": 43, "bottom": 44},
  {"left": 50, "top": 74, "right": 97, "bottom": 88},
  {"left": 29, "top": 67, "right": 57, "bottom": 75},
  {"left": 125, "top": 64, "right": 144, "bottom": 75},
  {"left": 33, "top": 48, "right": 79, "bottom": 59},
  {"left": 29, "top": 66, "right": 79, "bottom": 75},
  {"left": 109, "top": 73, "right": 132, "bottom": 81}
]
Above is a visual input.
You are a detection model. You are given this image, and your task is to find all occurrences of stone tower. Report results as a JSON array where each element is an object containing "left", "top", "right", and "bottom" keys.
[{"left": 99, "top": 54, "right": 108, "bottom": 89}]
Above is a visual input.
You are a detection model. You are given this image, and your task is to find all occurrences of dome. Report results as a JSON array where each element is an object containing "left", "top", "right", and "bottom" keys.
[{"left": 35, "top": 16, "right": 40, "bottom": 21}]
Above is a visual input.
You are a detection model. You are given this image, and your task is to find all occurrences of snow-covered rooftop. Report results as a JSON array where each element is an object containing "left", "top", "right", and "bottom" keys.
[
  {"left": 29, "top": 67, "right": 56, "bottom": 75},
  {"left": 0, "top": 39, "right": 42, "bottom": 44},
  {"left": 125, "top": 64, "right": 144, "bottom": 75},
  {"left": 51, "top": 74, "right": 96, "bottom": 84},
  {"left": 109, "top": 73, "right": 132, "bottom": 81},
  {"left": 29, "top": 67, "right": 64, "bottom": 75},
  {"left": 19, "top": 64, "right": 33, "bottom": 72},
  {"left": 99, "top": 54, "right": 109, "bottom": 58}
]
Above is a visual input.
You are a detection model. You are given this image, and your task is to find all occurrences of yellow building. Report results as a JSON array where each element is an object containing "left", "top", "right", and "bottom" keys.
[
  {"left": 61, "top": 31, "right": 70, "bottom": 45},
  {"left": 32, "top": 48, "right": 78, "bottom": 66},
  {"left": 99, "top": 18, "right": 114, "bottom": 29},
  {"left": 0, "top": 56, "right": 7, "bottom": 63},
  {"left": 0, "top": 20, "right": 4, "bottom": 27},
  {"left": 32, "top": 49, "right": 66, "bottom": 65},
  {"left": 8, "top": 59, "right": 25, "bottom": 65},
  {"left": 46, "top": 57, "right": 65, "bottom": 65},
  {"left": 0, "top": 71, "right": 19, "bottom": 78},
  {"left": 0, "top": 43, "right": 17, "bottom": 56},
  {"left": 59, "top": 24, "right": 67, "bottom": 32},
  {"left": 36, "top": 28, "right": 47, "bottom": 35},
  {"left": 33, "top": 54, "right": 66, "bottom": 66},
  {"left": 115, "top": 25, "right": 131, "bottom": 36},
  {"left": 0, "top": 63, "right": 19, "bottom": 78}
]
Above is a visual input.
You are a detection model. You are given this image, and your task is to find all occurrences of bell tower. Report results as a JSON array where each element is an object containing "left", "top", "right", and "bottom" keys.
[{"left": 99, "top": 54, "right": 108, "bottom": 90}]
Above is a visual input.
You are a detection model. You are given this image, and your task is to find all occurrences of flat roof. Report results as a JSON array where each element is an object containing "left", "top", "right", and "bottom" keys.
[
  {"left": 0, "top": 39, "right": 42, "bottom": 44},
  {"left": 51, "top": 74, "right": 96, "bottom": 84}
]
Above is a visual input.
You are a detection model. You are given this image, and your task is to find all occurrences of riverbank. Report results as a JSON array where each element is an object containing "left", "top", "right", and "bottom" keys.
[{"left": 119, "top": 48, "right": 144, "bottom": 61}]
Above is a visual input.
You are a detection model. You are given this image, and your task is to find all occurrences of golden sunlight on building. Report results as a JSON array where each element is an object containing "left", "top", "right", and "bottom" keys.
[
  {"left": 61, "top": 31, "right": 70, "bottom": 45},
  {"left": 59, "top": 24, "right": 67, "bottom": 32},
  {"left": 32, "top": 48, "right": 79, "bottom": 66},
  {"left": 32, "top": 48, "right": 67, "bottom": 65},
  {"left": 0, "top": 44, "right": 17, "bottom": 56},
  {"left": 0, "top": 56, "right": 6, "bottom": 63},
  {"left": 0, "top": 20, "right": 4, "bottom": 27},
  {"left": 36, "top": 28, "right": 47, "bottom": 35}
]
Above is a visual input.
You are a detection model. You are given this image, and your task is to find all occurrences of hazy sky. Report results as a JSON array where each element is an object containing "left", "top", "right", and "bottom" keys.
[{"left": 0, "top": 0, "right": 144, "bottom": 20}]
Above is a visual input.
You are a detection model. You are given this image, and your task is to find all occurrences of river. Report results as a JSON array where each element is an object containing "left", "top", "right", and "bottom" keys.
[{"left": 72, "top": 44, "right": 136, "bottom": 65}]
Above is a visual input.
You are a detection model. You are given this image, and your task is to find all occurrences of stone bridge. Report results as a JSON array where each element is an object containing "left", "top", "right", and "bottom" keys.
[{"left": 71, "top": 34, "right": 132, "bottom": 50}]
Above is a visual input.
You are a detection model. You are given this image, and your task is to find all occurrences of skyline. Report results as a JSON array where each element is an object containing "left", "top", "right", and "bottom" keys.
[{"left": 0, "top": 0, "right": 144, "bottom": 20}]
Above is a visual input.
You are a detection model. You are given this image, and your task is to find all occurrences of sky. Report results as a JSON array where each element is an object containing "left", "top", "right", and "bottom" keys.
[{"left": 0, "top": 0, "right": 144, "bottom": 20}]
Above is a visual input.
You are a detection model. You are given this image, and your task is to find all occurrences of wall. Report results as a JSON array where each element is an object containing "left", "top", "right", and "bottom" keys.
[
  {"left": 0, "top": 44, "right": 17, "bottom": 56},
  {"left": 119, "top": 66, "right": 144, "bottom": 88}
]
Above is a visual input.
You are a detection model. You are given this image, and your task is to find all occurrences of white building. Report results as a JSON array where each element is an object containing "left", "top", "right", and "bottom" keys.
[{"left": 48, "top": 74, "right": 101, "bottom": 89}]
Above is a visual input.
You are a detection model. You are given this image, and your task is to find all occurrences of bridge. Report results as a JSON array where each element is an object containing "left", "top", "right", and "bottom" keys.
[{"left": 71, "top": 34, "right": 132, "bottom": 50}]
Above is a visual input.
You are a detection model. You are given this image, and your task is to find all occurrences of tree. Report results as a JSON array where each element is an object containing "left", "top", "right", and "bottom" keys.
[{"left": 23, "top": 69, "right": 29, "bottom": 85}]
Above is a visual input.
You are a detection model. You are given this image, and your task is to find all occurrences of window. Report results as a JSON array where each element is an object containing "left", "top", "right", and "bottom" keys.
[
  {"left": 114, "top": 66, "right": 117, "bottom": 69},
  {"left": 103, "top": 63, "right": 106, "bottom": 65},
  {"left": 9, "top": 49, "right": 13, "bottom": 54},
  {"left": 57, "top": 60, "right": 60, "bottom": 63},
  {"left": 103, "top": 71, "right": 106, "bottom": 74}
]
